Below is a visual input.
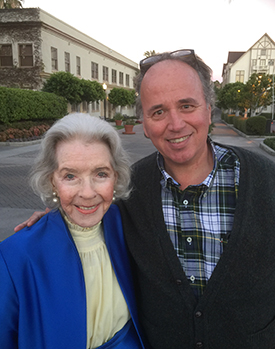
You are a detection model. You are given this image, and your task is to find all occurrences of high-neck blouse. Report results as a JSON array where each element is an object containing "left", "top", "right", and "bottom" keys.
[{"left": 65, "top": 217, "right": 130, "bottom": 349}]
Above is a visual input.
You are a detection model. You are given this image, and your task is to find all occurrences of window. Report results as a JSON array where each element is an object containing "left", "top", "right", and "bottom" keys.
[
  {"left": 103, "top": 66, "right": 109, "bottom": 81},
  {"left": 65, "top": 52, "right": 70, "bottom": 72},
  {"left": 76, "top": 56, "right": 81, "bottom": 75},
  {"left": 19, "top": 44, "right": 33, "bottom": 67},
  {"left": 119, "top": 72, "right": 123, "bottom": 85},
  {"left": 0, "top": 44, "right": 13, "bottom": 67},
  {"left": 112, "top": 69, "right": 117, "bottom": 83},
  {"left": 51, "top": 47, "right": 58, "bottom": 71},
  {"left": 236, "top": 70, "right": 244, "bottom": 83},
  {"left": 126, "top": 74, "right": 130, "bottom": 87},
  {"left": 91, "top": 62, "right": 98, "bottom": 79},
  {"left": 261, "top": 49, "right": 266, "bottom": 56},
  {"left": 260, "top": 59, "right": 266, "bottom": 66}
]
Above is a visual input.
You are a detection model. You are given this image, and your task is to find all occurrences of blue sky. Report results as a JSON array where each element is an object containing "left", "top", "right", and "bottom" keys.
[{"left": 23, "top": 0, "right": 275, "bottom": 82}]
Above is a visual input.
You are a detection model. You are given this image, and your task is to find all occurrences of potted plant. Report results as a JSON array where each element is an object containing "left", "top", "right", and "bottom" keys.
[
  {"left": 123, "top": 119, "right": 136, "bottom": 134},
  {"left": 113, "top": 113, "right": 124, "bottom": 126}
]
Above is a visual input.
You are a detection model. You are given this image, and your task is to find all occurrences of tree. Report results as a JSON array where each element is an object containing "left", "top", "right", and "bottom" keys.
[
  {"left": 144, "top": 50, "right": 156, "bottom": 58},
  {"left": 42, "top": 71, "right": 83, "bottom": 105},
  {"left": 108, "top": 88, "right": 136, "bottom": 111},
  {"left": 0, "top": 0, "right": 23, "bottom": 8},
  {"left": 80, "top": 79, "right": 105, "bottom": 104},
  {"left": 243, "top": 73, "right": 273, "bottom": 116},
  {"left": 217, "top": 82, "right": 246, "bottom": 113}
]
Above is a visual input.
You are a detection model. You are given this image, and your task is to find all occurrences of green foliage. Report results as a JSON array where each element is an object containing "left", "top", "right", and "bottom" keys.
[
  {"left": 217, "top": 82, "right": 245, "bottom": 111},
  {"left": 108, "top": 88, "right": 136, "bottom": 107},
  {"left": 113, "top": 113, "right": 124, "bottom": 120},
  {"left": 0, "top": 87, "right": 67, "bottom": 125},
  {"left": 246, "top": 116, "right": 266, "bottom": 135},
  {"left": 124, "top": 119, "right": 136, "bottom": 125},
  {"left": 0, "top": 0, "right": 23, "bottom": 9},
  {"left": 264, "top": 137, "right": 275, "bottom": 150},
  {"left": 233, "top": 116, "right": 247, "bottom": 133},
  {"left": 245, "top": 73, "right": 273, "bottom": 115},
  {"left": 42, "top": 71, "right": 83, "bottom": 105},
  {"left": 80, "top": 79, "right": 105, "bottom": 103},
  {"left": 144, "top": 50, "right": 156, "bottom": 58}
]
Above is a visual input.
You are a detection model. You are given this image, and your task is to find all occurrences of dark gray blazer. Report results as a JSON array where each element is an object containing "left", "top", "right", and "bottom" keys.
[{"left": 117, "top": 144, "right": 275, "bottom": 349}]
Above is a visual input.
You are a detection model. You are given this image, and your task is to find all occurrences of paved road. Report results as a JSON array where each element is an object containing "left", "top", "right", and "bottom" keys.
[{"left": 0, "top": 116, "right": 274, "bottom": 241}]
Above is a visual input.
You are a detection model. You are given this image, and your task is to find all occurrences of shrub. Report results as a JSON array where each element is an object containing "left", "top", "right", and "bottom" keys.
[
  {"left": 233, "top": 116, "right": 247, "bottom": 133},
  {"left": 227, "top": 114, "right": 235, "bottom": 124},
  {"left": 246, "top": 116, "right": 266, "bottom": 135},
  {"left": 0, "top": 87, "right": 67, "bottom": 125},
  {"left": 264, "top": 137, "right": 275, "bottom": 151}
]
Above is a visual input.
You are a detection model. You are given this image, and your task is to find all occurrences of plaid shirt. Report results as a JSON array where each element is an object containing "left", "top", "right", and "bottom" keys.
[{"left": 158, "top": 141, "right": 240, "bottom": 299}]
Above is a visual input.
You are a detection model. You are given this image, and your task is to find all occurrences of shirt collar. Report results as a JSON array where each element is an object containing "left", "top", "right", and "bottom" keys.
[{"left": 157, "top": 138, "right": 218, "bottom": 190}]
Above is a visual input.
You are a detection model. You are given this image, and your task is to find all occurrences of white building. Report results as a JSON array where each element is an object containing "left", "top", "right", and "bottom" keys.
[
  {"left": 0, "top": 8, "right": 139, "bottom": 117},
  {"left": 222, "top": 33, "right": 275, "bottom": 86}
]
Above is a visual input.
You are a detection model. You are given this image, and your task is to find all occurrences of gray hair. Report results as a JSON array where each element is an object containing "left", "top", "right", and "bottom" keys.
[
  {"left": 135, "top": 52, "right": 215, "bottom": 119},
  {"left": 30, "top": 113, "right": 131, "bottom": 209}
]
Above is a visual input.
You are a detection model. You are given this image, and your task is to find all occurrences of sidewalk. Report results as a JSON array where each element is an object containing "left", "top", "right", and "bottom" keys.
[{"left": 0, "top": 118, "right": 274, "bottom": 241}]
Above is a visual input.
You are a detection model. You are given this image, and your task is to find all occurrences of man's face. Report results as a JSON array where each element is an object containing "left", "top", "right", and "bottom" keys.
[{"left": 140, "top": 60, "right": 211, "bottom": 176}]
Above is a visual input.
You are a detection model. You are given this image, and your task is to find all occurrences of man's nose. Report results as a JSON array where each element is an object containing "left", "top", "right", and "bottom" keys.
[{"left": 167, "top": 109, "right": 186, "bottom": 131}]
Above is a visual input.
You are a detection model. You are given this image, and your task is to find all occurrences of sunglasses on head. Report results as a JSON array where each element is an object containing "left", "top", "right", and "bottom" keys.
[{"left": 139, "top": 49, "right": 195, "bottom": 72}]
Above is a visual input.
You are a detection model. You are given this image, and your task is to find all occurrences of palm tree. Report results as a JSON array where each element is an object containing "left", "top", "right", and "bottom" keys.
[
  {"left": 0, "top": 0, "right": 24, "bottom": 9},
  {"left": 144, "top": 50, "right": 156, "bottom": 58}
]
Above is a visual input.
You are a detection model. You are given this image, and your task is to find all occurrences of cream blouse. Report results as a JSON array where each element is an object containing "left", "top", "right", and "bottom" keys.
[{"left": 65, "top": 217, "right": 130, "bottom": 349}]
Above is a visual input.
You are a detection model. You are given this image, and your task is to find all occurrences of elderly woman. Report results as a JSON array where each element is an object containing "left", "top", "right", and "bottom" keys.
[{"left": 0, "top": 113, "right": 147, "bottom": 349}]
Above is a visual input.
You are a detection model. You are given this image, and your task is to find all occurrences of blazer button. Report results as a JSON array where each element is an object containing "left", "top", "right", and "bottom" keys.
[
  {"left": 195, "top": 311, "right": 202, "bottom": 318},
  {"left": 196, "top": 342, "right": 203, "bottom": 348},
  {"left": 176, "top": 279, "right": 182, "bottom": 285}
]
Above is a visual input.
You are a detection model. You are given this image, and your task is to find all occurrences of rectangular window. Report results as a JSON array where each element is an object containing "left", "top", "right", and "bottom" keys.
[
  {"left": 126, "top": 74, "right": 130, "bottom": 87},
  {"left": 260, "top": 59, "right": 266, "bottom": 66},
  {"left": 236, "top": 70, "right": 244, "bottom": 83},
  {"left": 0, "top": 44, "right": 13, "bottom": 67},
  {"left": 91, "top": 62, "right": 98, "bottom": 79},
  {"left": 112, "top": 69, "right": 117, "bottom": 83},
  {"left": 51, "top": 47, "right": 58, "bottom": 71},
  {"left": 103, "top": 66, "right": 109, "bottom": 81},
  {"left": 119, "top": 72, "right": 123, "bottom": 85},
  {"left": 65, "top": 52, "right": 70, "bottom": 72},
  {"left": 76, "top": 56, "right": 81, "bottom": 75},
  {"left": 19, "top": 44, "right": 33, "bottom": 67},
  {"left": 261, "top": 49, "right": 266, "bottom": 56}
]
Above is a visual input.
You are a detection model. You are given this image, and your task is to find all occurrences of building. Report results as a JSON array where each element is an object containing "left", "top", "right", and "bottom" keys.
[
  {"left": 0, "top": 8, "right": 139, "bottom": 117},
  {"left": 222, "top": 33, "right": 275, "bottom": 87}
]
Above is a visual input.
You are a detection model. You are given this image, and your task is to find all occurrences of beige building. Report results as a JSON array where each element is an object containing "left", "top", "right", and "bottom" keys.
[
  {"left": 0, "top": 8, "right": 139, "bottom": 117},
  {"left": 222, "top": 33, "right": 275, "bottom": 87}
]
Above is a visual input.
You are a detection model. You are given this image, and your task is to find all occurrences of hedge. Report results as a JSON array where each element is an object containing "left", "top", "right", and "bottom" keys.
[
  {"left": 0, "top": 87, "right": 68, "bottom": 125},
  {"left": 245, "top": 116, "right": 266, "bottom": 135},
  {"left": 264, "top": 137, "right": 275, "bottom": 151}
]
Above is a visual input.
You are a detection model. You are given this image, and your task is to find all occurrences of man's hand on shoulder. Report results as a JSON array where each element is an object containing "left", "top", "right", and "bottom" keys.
[{"left": 14, "top": 208, "right": 51, "bottom": 232}]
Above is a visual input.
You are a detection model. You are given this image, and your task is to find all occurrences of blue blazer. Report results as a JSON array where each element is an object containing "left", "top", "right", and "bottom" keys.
[{"left": 0, "top": 205, "right": 146, "bottom": 349}]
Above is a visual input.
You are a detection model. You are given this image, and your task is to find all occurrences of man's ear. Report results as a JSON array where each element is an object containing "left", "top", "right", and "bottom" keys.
[{"left": 143, "top": 122, "right": 149, "bottom": 138}]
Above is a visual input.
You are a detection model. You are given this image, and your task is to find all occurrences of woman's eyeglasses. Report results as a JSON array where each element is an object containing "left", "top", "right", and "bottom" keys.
[{"left": 139, "top": 49, "right": 195, "bottom": 72}]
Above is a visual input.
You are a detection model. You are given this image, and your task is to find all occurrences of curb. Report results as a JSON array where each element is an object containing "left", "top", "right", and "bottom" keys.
[
  {"left": 260, "top": 140, "right": 275, "bottom": 156},
  {"left": 0, "top": 139, "right": 42, "bottom": 147},
  {"left": 221, "top": 120, "right": 275, "bottom": 156}
]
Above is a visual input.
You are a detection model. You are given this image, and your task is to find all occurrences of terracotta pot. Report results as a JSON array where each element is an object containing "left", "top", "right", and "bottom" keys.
[
  {"left": 123, "top": 124, "right": 135, "bottom": 134},
  {"left": 115, "top": 120, "right": 123, "bottom": 126}
]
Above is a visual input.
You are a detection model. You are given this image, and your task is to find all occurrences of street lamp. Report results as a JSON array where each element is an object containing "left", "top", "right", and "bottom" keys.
[{"left": 102, "top": 83, "right": 107, "bottom": 120}]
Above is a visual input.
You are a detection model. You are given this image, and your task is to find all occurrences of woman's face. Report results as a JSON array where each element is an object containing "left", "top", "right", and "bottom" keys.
[{"left": 51, "top": 139, "right": 117, "bottom": 228}]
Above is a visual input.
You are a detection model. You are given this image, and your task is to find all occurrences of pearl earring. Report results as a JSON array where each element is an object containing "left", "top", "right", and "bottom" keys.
[
  {"left": 52, "top": 191, "right": 59, "bottom": 203},
  {"left": 113, "top": 190, "right": 116, "bottom": 202}
]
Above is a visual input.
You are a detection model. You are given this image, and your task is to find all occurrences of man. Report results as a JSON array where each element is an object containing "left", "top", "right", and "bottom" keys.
[
  {"left": 14, "top": 51, "right": 275, "bottom": 348},
  {"left": 117, "top": 50, "right": 275, "bottom": 349}
]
